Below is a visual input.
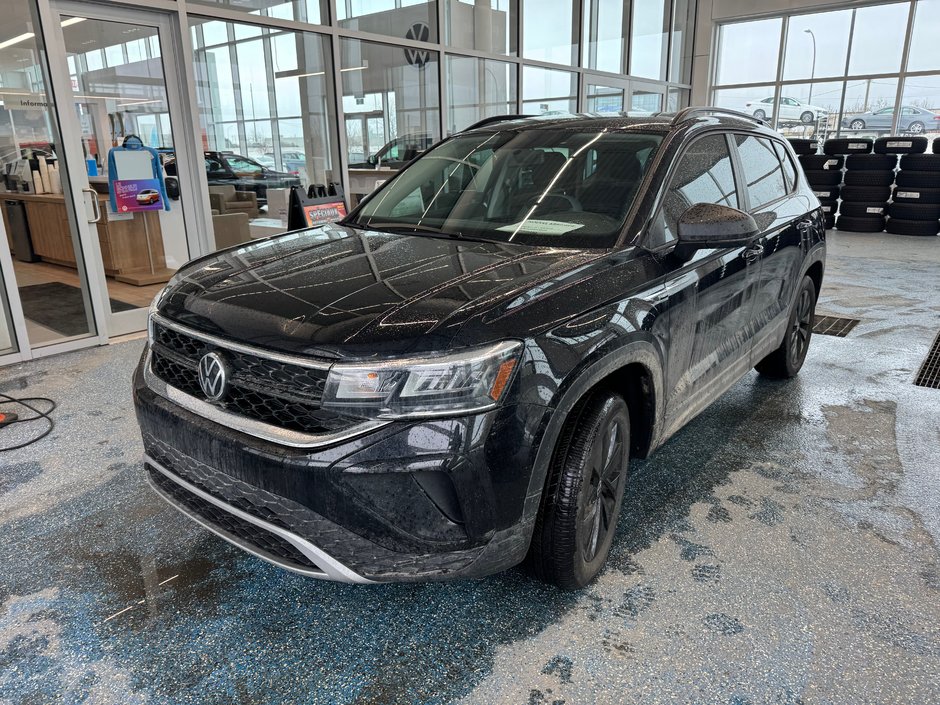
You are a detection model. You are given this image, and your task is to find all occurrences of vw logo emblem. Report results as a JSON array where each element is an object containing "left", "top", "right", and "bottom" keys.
[
  {"left": 198, "top": 351, "right": 230, "bottom": 403},
  {"left": 404, "top": 22, "right": 431, "bottom": 68}
]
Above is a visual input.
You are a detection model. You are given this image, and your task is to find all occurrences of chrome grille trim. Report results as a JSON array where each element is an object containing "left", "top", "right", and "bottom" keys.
[
  {"left": 146, "top": 455, "right": 373, "bottom": 583},
  {"left": 143, "top": 348, "right": 389, "bottom": 449},
  {"left": 151, "top": 313, "right": 334, "bottom": 371}
]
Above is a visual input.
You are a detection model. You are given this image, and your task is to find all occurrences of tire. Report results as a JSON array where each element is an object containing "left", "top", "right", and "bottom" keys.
[
  {"left": 824, "top": 137, "right": 872, "bottom": 155},
  {"left": 845, "top": 153, "right": 897, "bottom": 170},
  {"left": 804, "top": 169, "right": 843, "bottom": 187},
  {"left": 896, "top": 170, "right": 940, "bottom": 188},
  {"left": 799, "top": 155, "right": 844, "bottom": 170},
  {"left": 810, "top": 185, "right": 841, "bottom": 201},
  {"left": 526, "top": 391, "right": 630, "bottom": 589},
  {"left": 753, "top": 109, "right": 766, "bottom": 121},
  {"left": 874, "top": 136, "right": 928, "bottom": 154},
  {"left": 823, "top": 212, "right": 835, "bottom": 229},
  {"left": 835, "top": 215, "right": 886, "bottom": 232},
  {"left": 908, "top": 121, "right": 926, "bottom": 135},
  {"left": 898, "top": 154, "right": 940, "bottom": 172},
  {"left": 892, "top": 187, "right": 940, "bottom": 204},
  {"left": 755, "top": 275, "right": 817, "bottom": 379},
  {"left": 885, "top": 218, "right": 940, "bottom": 236},
  {"left": 849, "top": 119, "right": 866, "bottom": 130},
  {"left": 934, "top": 137, "right": 940, "bottom": 155},
  {"left": 800, "top": 111, "right": 815, "bottom": 124},
  {"left": 887, "top": 202, "right": 940, "bottom": 220},
  {"left": 839, "top": 201, "right": 888, "bottom": 218},
  {"left": 840, "top": 185, "right": 891, "bottom": 202},
  {"left": 818, "top": 201, "right": 837, "bottom": 216},
  {"left": 843, "top": 170, "right": 895, "bottom": 187},
  {"left": 788, "top": 138, "right": 820, "bottom": 155}
]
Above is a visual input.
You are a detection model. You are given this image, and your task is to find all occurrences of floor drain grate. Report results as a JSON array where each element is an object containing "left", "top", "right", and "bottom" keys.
[
  {"left": 812, "top": 315, "right": 860, "bottom": 337},
  {"left": 914, "top": 331, "right": 940, "bottom": 389}
]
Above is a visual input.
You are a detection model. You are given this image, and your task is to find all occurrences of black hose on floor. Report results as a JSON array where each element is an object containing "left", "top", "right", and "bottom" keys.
[{"left": 0, "top": 392, "right": 56, "bottom": 452}]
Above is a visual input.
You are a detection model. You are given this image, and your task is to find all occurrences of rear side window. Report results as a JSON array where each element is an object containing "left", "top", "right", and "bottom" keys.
[
  {"left": 734, "top": 135, "right": 788, "bottom": 210},
  {"left": 772, "top": 140, "right": 798, "bottom": 192},
  {"left": 651, "top": 133, "right": 739, "bottom": 247}
]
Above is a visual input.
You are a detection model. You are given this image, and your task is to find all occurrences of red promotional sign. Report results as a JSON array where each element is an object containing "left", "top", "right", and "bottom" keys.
[{"left": 303, "top": 200, "right": 347, "bottom": 226}]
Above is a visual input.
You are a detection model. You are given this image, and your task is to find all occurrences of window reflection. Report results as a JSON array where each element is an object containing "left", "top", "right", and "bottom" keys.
[
  {"left": 522, "top": 0, "right": 578, "bottom": 65},
  {"left": 444, "top": 0, "right": 517, "bottom": 54},
  {"left": 335, "top": 0, "right": 439, "bottom": 43},
  {"left": 446, "top": 56, "right": 517, "bottom": 133}
]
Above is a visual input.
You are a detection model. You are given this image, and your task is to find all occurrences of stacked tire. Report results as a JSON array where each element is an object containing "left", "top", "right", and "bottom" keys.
[
  {"left": 825, "top": 138, "right": 889, "bottom": 232},
  {"left": 792, "top": 138, "right": 839, "bottom": 228},
  {"left": 888, "top": 136, "right": 940, "bottom": 236}
]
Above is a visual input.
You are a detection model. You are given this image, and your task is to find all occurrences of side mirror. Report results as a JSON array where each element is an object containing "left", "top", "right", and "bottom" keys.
[{"left": 676, "top": 203, "right": 760, "bottom": 249}]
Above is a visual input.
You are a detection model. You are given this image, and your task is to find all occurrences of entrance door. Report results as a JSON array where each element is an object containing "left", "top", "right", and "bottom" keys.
[{"left": 43, "top": 1, "right": 206, "bottom": 337}]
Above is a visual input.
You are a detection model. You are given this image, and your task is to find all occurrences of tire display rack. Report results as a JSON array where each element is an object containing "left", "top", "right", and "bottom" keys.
[{"left": 790, "top": 136, "right": 940, "bottom": 237}]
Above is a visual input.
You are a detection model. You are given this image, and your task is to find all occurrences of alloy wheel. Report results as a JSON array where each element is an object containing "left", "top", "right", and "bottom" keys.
[
  {"left": 580, "top": 418, "right": 626, "bottom": 562},
  {"left": 789, "top": 287, "right": 814, "bottom": 368},
  {"left": 851, "top": 120, "right": 865, "bottom": 130}
]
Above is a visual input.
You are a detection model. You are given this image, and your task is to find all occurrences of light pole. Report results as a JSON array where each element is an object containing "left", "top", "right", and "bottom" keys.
[{"left": 804, "top": 29, "right": 817, "bottom": 105}]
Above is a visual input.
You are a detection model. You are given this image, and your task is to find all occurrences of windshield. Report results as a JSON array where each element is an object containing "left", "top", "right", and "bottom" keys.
[{"left": 348, "top": 129, "right": 663, "bottom": 247}]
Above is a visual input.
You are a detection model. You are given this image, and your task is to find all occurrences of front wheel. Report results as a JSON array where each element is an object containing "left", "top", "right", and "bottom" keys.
[
  {"left": 526, "top": 391, "right": 630, "bottom": 590},
  {"left": 755, "top": 275, "right": 817, "bottom": 379},
  {"left": 800, "top": 111, "right": 815, "bottom": 124},
  {"left": 753, "top": 109, "right": 766, "bottom": 121},
  {"left": 850, "top": 119, "right": 865, "bottom": 130}
]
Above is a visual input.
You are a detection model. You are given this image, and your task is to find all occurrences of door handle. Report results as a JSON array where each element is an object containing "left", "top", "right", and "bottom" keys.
[
  {"left": 83, "top": 188, "right": 101, "bottom": 224},
  {"left": 744, "top": 242, "right": 764, "bottom": 263}
]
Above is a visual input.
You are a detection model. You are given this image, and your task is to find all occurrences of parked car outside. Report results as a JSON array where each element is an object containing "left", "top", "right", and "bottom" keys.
[
  {"left": 164, "top": 151, "right": 301, "bottom": 204},
  {"left": 136, "top": 110, "right": 826, "bottom": 589},
  {"left": 348, "top": 133, "right": 435, "bottom": 169},
  {"left": 841, "top": 105, "right": 940, "bottom": 134},
  {"left": 745, "top": 96, "right": 829, "bottom": 123}
]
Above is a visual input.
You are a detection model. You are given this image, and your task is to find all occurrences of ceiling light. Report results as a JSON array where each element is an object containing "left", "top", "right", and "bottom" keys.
[
  {"left": 0, "top": 33, "right": 35, "bottom": 51},
  {"left": 61, "top": 17, "right": 86, "bottom": 27},
  {"left": 341, "top": 66, "right": 367, "bottom": 72}
]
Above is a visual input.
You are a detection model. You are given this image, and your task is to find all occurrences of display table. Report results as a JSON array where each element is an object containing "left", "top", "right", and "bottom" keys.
[
  {"left": 248, "top": 217, "right": 288, "bottom": 239},
  {"left": 1, "top": 191, "right": 173, "bottom": 286}
]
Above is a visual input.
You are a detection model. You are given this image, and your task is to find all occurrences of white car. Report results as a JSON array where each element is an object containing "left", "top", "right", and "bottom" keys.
[{"left": 745, "top": 96, "right": 829, "bottom": 124}]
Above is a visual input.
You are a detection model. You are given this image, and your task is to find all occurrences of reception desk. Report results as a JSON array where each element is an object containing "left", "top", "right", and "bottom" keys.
[{"left": 1, "top": 191, "right": 172, "bottom": 286}]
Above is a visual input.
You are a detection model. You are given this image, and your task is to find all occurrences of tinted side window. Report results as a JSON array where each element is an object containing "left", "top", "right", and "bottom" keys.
[
  {"left": 772, "top": 140, "right": 798, "bottom": 192},
  {"left": 652, "top": 134, "right": 739, "bottom": 247},
  {"left": 735, "top": 135, "right": 788, "bottom": 210}
]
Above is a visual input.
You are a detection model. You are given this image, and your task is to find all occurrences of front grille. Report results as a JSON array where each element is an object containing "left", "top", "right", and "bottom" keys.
[
  {"left": 150, "top": 321, "right": 353, "bottom": 435},
  {"left": 149, "top": 465, "right": 321, "bottom": 572}
]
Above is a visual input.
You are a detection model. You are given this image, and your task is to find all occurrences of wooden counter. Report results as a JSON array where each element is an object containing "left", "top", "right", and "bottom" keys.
[{"left": 2, "top": 191, "right": 173, "bottom": 286}]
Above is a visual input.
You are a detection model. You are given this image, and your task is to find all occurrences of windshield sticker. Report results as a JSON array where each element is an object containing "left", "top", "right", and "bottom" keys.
[{"left": 496, "top": 220, "right": 585, "bottom": 235}]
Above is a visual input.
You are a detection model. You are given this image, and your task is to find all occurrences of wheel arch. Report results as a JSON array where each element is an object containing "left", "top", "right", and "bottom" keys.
[{"left": 522, "top": 342, "right": 665, "bottom": 526}]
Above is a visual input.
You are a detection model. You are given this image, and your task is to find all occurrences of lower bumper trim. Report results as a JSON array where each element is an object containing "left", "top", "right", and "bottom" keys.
[{"left": 145, "top": 454, "right": 374, "bottom": 584}]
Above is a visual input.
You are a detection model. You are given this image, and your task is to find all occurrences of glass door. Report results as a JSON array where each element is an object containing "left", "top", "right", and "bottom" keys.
[
  {"left": 44, "top": 1, "right": 204, "bottom": 337},
  {"left": 0, "top": 0, "right": 99, "bottom": 355},
  {"left": 630, "top": 81, "right": 666, "bottom": 114}
]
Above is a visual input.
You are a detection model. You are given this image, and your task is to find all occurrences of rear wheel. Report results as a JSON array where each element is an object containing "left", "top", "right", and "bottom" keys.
[
  {"left": 756, "top": 276, "right": 817, "bottom": 379},
  {"left": 909, "top": 121, "right": 925, "bottom": 135},
  {"left": 526, "top": 391, "right": 630, "bottom": 590},
  {"left": 801, "top": 111, "right": 815, "bottom": 124},
  {"left": 753, "top": 109, "right": 766, "bottom": 121}
]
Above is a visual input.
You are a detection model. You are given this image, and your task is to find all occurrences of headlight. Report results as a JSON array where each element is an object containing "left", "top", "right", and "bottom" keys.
[
  {"left": 321, "top": 340, "right": 522, "bottom": 419},
  {"left": 147, "top": 286, "right": 167, "bottom": 344}
]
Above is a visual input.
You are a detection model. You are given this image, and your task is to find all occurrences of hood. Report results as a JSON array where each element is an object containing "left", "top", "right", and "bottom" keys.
[{"left": 156, "top": 224, "right": 600, "bottom": 357}]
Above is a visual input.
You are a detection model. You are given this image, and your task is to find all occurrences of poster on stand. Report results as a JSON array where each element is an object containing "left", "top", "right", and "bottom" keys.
[{"left": 113, "top": 178, "right": 164, "bottom": 212}]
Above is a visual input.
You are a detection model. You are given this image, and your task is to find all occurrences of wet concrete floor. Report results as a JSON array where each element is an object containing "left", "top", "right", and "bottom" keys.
[{"left": 1, "top": 231, "right": 939, "bottom": 704}]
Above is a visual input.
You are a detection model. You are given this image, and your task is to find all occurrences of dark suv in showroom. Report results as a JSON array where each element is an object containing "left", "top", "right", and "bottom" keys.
[{"left": 134, "top": 109, "right": 826, "bottom": 589}]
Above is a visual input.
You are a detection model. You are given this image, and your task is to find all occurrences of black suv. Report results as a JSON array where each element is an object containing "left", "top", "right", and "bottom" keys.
[
  {"left": 164, "top": 151, "right": 301, "bottom": 204},
  {"left": 134, "top": 109, "right": 825, "bottom": 589}
]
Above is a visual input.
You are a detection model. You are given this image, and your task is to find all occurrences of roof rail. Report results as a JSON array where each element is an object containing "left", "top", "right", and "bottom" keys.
[
  {"left": 671, "top": 107, "right": 767, "bottom": 126},
  {"left": 461, "top": 114, "right": 534, "bottom": 131}
]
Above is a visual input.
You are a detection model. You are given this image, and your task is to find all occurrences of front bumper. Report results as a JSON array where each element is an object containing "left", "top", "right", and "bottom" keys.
[{"left": 133, "top": 350, "right": 549, "bottom": 583}]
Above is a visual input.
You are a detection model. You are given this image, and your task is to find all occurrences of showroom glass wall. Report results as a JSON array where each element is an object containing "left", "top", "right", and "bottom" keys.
[{"left": 710, "top": 0, "right": 940, "bottom": 142}]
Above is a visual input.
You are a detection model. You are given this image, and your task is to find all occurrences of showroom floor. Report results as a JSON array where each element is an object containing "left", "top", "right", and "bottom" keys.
[{"left": 1, "top": 232, "right": 939, "bottom": 705}]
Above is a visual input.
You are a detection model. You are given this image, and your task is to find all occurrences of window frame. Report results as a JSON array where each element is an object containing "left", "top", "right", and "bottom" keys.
[
  {"left": 640, "top": 130, "right": 743, "bottom": 252},
  {"left": 728, "top": 131, "right": 793, "bottom": 213}
]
